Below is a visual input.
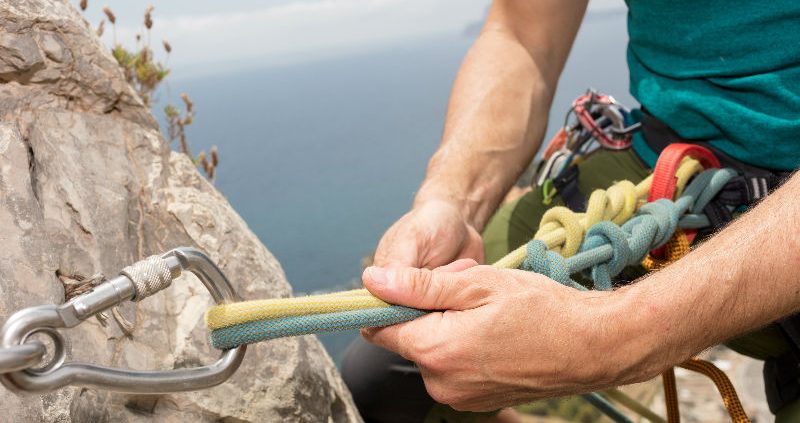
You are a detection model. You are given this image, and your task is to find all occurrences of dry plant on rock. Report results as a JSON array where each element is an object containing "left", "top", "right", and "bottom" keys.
[{"left": 80, "top": 2, "right": 220, "bottom": 183}]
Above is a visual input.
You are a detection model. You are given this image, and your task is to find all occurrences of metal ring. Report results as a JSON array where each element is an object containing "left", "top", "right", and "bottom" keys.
[
  {"left": 0, "top": 341, "right": 47, "bottom": 374},
  {"left": 21, "top": 328, "right": 66, "bottom": 373}
]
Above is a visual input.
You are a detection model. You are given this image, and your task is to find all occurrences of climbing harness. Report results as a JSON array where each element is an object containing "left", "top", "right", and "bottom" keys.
[
  {"left": 640, "top": 110, "right": 800, "bottom": 416},
  {"left": 0, "top": 248, "right": 245, "bottom": 393}
]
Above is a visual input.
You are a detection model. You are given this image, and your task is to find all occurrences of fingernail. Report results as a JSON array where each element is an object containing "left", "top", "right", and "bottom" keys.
[{"left": 366, "top": 266, "right": 390, "bottom": 287}]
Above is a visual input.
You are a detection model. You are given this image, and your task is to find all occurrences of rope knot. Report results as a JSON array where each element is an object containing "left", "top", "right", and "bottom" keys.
[
  {"left": 603, "top": 180, "right": 637, "bottom": 224},
  {"left": 581, "top": 222, "right": 631, "bottom": 290},
  {"left": 636, "top": 199, "right": 679, "bottom": 248},
  {"left": 521, "top": 240, "right": 582, "bottom": 289},
  {"left": 535, "top": 207, "right": 583, "bottom": 257}
]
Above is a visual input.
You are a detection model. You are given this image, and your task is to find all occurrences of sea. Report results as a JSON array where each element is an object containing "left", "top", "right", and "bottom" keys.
[{"left": 165, "top": 7, "right": 633, "bottom": 362}]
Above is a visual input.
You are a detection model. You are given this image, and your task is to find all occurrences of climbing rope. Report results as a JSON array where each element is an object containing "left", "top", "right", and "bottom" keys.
[
  {"left": 206, "top": 165, "right": 736, "bottom": 346},
  {"left": 211, "top": 301, "right": 425, "bottom": 350},
  {"left": 662, "top": 368, "right": 680, "bottom": 423},
  {"left": 603, "top": 388, "right": 667, "bottom": 423},
  {"left": 206, "top": 289, "right": 388, "bottom": 329},
  {"left": 679, "top": 358, "right": 750, "bottom": 423},
  {"left": 205, "top": 146, "right": 749, "bottom": 423},
  {"left": 582, "top": 392, "right": 635, "bottom": 423},
  {"left": 641, "top": 227, "right": 751, "bottom": 423}
]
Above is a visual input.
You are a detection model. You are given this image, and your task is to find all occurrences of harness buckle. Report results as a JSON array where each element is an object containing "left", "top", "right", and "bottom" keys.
[{"left": 0, "top": 247, "right": 246, "bottom": 393}]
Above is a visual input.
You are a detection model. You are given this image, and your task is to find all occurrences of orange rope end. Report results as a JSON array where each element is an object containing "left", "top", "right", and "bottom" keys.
[{"left": 679, "top": 358, "right": 751, "bottom": 423}]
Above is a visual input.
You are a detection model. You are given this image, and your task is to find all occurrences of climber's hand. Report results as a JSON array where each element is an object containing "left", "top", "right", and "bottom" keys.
[
  {"left": 373, "top": 199, "right": 484, "bottom": 268},
  {"left": 360, "top": 263, "right": 662, "bottom": 412}
]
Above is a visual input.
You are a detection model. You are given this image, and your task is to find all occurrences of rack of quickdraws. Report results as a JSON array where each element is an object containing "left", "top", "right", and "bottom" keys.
[{"left": 535, "top": 89, "right": 641, "bottom": 188}]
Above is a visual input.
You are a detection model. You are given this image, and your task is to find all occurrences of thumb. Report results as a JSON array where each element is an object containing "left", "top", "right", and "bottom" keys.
[
  {"left": 363, "top": 263, "right": 487, "bottom": 311},
  {"left": 434, "top": 258, "right": 479, "bottom": 273}
]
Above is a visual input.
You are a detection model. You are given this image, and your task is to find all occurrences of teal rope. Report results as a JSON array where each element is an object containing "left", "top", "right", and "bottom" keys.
[
  {"left": 209, "top": 168, "right": 736, "bottom": 348},
  {"left": 211, "top": 306, "right": 424, "bottom": 350}
]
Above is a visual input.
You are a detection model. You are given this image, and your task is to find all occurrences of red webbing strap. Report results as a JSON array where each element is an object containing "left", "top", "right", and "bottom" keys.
[{"left": 649, "top": 143, "right": 720, "bottom": 257}]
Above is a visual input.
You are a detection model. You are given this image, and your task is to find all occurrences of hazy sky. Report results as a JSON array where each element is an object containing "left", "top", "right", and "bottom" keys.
[{"left": 77, "top": 0, "right": 625, "bottom": 78}]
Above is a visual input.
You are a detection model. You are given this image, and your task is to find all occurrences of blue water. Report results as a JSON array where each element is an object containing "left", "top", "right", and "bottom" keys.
[{"left": 168, "top": 9, "right": 632, "bottom": 362}]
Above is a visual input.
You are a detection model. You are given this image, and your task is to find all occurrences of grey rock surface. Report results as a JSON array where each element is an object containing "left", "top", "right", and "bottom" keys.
[{"left": 0, "top": 1, "right": 361, "bottom": 421}]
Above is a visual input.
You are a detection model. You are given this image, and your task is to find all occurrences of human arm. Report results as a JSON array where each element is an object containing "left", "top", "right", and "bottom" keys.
[
  {"left": 361, "top": 173, "right": 800, "bottom": 411},
  {"left": 373, "top": 0, "right": 589, "bottom": 268}
]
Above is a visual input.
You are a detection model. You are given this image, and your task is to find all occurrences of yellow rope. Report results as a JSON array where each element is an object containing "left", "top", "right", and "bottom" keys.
[
  {"left": 207, "top": 289, "right": 385, "bottom": 329},
  {"left": 641, "top": 230, "right": 691, "bottom": 271}
]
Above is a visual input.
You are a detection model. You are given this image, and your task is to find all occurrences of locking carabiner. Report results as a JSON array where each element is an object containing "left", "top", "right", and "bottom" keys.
[{"left": 0, "top": 247, "right": 246, "bottom": 393}]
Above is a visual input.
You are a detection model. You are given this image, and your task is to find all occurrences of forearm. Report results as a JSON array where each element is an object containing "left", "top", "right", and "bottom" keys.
[
  {"left": 614, "top": 173, "right": 800, "bottom": 381},
  {"left": 415, "top": 31, "right": 554, "bottom": 230},
  {"left": 414, "top": 1, "right": 588, "bottom": 232}
]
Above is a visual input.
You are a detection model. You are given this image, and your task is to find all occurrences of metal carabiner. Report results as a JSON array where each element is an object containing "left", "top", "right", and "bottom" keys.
[
  {"left": 0, "top": 247, "right": 246, "bottom": 393},
  {"left": 0, "top": 343, "right": 46, "bottom": 374}
]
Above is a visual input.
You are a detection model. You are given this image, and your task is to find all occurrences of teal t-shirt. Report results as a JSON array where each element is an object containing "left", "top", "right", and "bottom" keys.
[{"left": 626, "top": 0, "right": 800, "bottom": 170}]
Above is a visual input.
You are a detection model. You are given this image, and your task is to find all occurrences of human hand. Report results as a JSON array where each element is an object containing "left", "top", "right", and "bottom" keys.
[
  {"left": 373, "top": 200, "right": 484, "bottom": 268},
  {"left": 361, "top": 262, "right": 668, "bottom": 412}
]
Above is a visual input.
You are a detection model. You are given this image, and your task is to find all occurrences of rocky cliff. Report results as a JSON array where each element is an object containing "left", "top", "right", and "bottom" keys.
[{"left": 0, "top": 1, "right": 361, "bottom": 421}]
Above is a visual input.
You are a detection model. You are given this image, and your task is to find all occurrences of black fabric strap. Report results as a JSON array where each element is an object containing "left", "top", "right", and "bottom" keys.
[
  {"left": 552, "top": 165, "right": 586, "bottom": 212},
  {"left": 765, "top": 316, "right": 800, "bottom": 413}
]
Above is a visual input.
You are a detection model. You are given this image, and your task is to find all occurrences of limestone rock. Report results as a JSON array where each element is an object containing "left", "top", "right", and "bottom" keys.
[{"left": 0, "top": 1, "right": 361, "bottom": 421}]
